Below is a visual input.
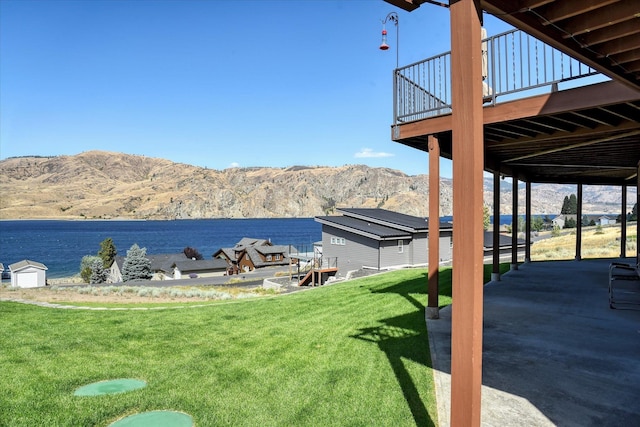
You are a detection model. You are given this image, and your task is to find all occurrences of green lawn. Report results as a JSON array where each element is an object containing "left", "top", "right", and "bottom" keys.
[{"left": 0, "top": 265, "right": 506, "bottom": 426}]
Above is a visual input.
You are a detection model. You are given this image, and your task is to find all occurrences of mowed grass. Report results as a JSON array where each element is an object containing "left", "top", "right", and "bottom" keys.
[{"left": 0, "top": 265, "right": 506, "bottom": 427}]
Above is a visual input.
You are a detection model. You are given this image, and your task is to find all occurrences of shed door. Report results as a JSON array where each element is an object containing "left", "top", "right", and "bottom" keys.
[{"left": 18, "top": 272, "right": 39, "bottom": 288}]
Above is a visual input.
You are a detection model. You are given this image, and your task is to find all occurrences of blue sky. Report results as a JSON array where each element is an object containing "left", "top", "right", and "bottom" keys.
[{"left": 0, "top": 0, "right": 514, "bottom": 177}]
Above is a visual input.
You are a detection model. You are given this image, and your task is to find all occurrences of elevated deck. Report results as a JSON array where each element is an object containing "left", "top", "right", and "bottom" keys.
[{"left": 390, "top": 29, "right": 640, "bottom": 186}]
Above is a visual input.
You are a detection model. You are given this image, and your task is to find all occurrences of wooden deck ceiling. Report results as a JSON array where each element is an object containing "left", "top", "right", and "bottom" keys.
[
  {"left": 394, "top": 79, "right": 640, "bottom": 185},
  {"left": 387, "top": 0, "right": 640, "bottom": 185}
]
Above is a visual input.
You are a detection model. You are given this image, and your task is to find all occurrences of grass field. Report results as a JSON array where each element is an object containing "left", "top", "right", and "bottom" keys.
[
  {"left": 531, "top": 224, "right": 637, "bottom": 260},
  {"left": 0, "top": 265, "right": 508, "bottom": 427}
]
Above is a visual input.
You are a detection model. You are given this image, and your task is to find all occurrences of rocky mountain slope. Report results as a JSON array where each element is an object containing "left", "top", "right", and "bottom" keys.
[{"left": 0, "top": 151, "right": 634, "bottom": 220}]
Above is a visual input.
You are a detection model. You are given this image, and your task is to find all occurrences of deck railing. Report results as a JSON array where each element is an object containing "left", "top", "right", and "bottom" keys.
[{"left": 394, "top": 28, "right": 601, "bottom": 125}]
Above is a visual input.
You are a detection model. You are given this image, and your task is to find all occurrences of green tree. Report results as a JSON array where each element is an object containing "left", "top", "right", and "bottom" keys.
[
  {"left": 98, "top": 237, "right": 117, "bottom": 268},
  {"left": 483, "top": 205, "right": 490, "bottom": 231},
  {"left": 121, "top": 244, "right": 152, "bottom": 282},
  {"left": 560, "top": 194, "right": 578, "bottom": 214},
  {"left": 564, "top": 217, "right": 576, "bottom": 229},
  {"left": 531, "top": 216, "right": 544, "bottom": 232},
  {"left": 568, "top": 194, "right": 578, "bottom": 214},
  {"left": 89, "top": 258, "right": 107, "bottom": 284},
  {"left": 630, "top": 203, "right": 638, "bottom": 221},
  {"left": 80, "top": 255, "right": 102, "bottom": 283},
  {"left": 561, "top": 196, "right": 570, "bottom": 214}
]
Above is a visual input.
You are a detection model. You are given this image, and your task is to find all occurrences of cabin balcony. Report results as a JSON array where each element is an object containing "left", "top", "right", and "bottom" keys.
[{"left": 390, "top": 28, "right": 640, "bottom": 186}]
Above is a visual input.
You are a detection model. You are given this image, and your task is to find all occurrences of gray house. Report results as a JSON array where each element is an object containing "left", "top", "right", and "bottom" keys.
[{"left": 315, "top": 208, "right": 454, "bottom": 272}]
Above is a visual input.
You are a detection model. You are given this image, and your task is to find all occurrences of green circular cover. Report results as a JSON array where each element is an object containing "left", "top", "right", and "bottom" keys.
[
  {"left": 74, "top": 379, "right": 147, "bottom": 396},
  {"left": 109, "top": 411, "right": 193, "bottom": 427}
]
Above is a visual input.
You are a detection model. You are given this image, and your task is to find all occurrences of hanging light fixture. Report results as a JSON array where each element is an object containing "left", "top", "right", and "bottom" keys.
[{"left": 379, "top": 12, "right": 399, "bottom": 67}]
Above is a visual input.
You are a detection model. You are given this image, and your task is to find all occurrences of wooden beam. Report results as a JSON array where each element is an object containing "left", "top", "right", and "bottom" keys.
[
  {"left": 621, "top": 184, "right": 627, "bottom": 258},
  {"left": 540, "top": 0, "right": 618, "bottom": 25},
  {"left": 450, "top": 1, "right": 484, "bottom": 425},
  {"left": 393, "top": 80, "right": 640, "bottom": 143},
  {"left": 560, "top": 1, "right": 640, "bottom": 38},
  {"left": 526, "top": 181, "right": 532, "bottom": 263},
  {"left": 492, "top": 170, "right": 501, "bottom": 279},
  {"left": 576, "top": 183, "right": 583, "bottom": 261},
  {"left": 427, "top": 135, "right": 440, "bottom": 319},
  {"left": 503, "top": 129, "right": 640, "bottom": 163},
  {"left": 578, "top": 19, "right": 640, "bottom": 47},
  {"left": 512, "top": 175, "right": 519, "bottom": 269}
]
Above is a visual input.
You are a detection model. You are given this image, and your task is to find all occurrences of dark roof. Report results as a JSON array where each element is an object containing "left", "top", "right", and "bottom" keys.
[
  {"left": 246, "top": 247, "right": 289, "bottom": 268},
  {"left": 483, "top": 231, "right": 526, "bottom": 250},
  {"left": 213, "top": 248, "right": 237, "bottom": 262},
  {"left": 173, "top": 259, "right": 228, "bottom": 273},
  {"left": 113, "top": 253, "right": 189, "bottom": 274},
  {"left": 337, "top": 208, "right": 432, "bottom": 232},
  {"left": 254, "top": 245, "right": 288, "bottom": 255},
  {"left": 315, "top": 215, "right": 413, "bottom": 240}
]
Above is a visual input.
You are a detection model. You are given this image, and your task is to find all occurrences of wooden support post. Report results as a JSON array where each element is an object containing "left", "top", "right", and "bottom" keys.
[
  {"left": 450, "top": 1, "right": 484, "bottom": 425},
  {"left": 427, "top": 135, "right": 440, "bottom": 319},
  {"left": 576, "top": 184, "right": 583, "bottom": 261},
  {"left": 511, "top": 175, "right": 518, "bottom": 270},
  {"left": 492, "top": 170, "right": 500, "bottom": 281},
  {"left": 525, "top": 181, "right": 532, "bottom": 263},
  {"left": 621, "top": 184, "right": 627, "bottom": 258}
]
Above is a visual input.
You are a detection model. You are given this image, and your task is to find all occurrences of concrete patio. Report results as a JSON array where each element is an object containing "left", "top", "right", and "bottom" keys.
[{"left": 427, "top": 258, "right": 640, "bottom": 426}]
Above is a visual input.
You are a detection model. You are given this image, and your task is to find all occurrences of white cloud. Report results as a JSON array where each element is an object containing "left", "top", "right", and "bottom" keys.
[
  {"left": 354, "top": 148, "right": 394, "bottom": 158},
  {"left": 228, "top": 162, "right": 240, "bottom": 168}
]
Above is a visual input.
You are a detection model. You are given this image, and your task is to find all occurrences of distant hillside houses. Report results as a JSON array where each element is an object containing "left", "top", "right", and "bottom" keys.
[
  {"left": 552, "top": 214, "right": 617, "bottom": 229},
  {"left": 213, "top": 237, "right": 290, "bottom": 275},
  {"left": 108, "top": 253, "right": 228, "bottom": 282},
  {"left": 107, "top": 237, "right": 291, "bottom": 282}
]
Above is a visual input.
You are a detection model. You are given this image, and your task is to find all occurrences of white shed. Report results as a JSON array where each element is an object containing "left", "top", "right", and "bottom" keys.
[{"left": 9, "top": 260, "right": 48, "bottom": 288}]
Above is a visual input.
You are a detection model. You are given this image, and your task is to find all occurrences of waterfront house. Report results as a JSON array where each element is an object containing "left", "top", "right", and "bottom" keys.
[
  {"left": 315, "top": 208, "right": 454, "bottom": 272},
  {"left": 213, "top": 237, "right": 290, "bottom": 274},
  {"left": 172, "top": 259, "right": 228, "bottom": 279},
  {"left": 108, "top": 253, "right": 228, "bottom": 282},
  {"left": 9, "top": 259, "right": 48, "bottom": 288}
]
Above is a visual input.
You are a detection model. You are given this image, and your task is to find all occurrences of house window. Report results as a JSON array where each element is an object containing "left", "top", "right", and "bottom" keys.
[
  {"left": 330, "top": 237, "right": 346, "bottom": 245},
  {"left": 275, "top": 254, "right": 281, "bottom": 261},
  {"left": 266, "top": 255, "right": 272, "bottom": 261},
  {"left": 398, "top": 240, "right": 404, "bottom": 253}
]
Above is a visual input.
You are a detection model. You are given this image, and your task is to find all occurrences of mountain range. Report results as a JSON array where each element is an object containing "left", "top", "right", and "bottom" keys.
[{"left": 0, "top": 151, "right": 634, "bottom": 220}]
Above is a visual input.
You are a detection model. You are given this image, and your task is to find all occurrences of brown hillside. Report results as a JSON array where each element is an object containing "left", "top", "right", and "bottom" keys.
[{"left": 0, "top": 151, "right": 634, "bottom": 220}]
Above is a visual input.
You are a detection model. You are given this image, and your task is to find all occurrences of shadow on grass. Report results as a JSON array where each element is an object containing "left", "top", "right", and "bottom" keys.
[
  {"left": 350, "top": 264, "right": 509, "bottom": 426},
  {"left": 351, "top": 272, "right": 436, "bottom": 426}
]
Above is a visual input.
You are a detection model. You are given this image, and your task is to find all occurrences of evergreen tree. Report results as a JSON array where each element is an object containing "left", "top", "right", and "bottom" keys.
[
  {"left": 80, "top": 255, "right": 102, "bottom": 283},
  {"left": 564, "top": 217, "right": 576, "bottom": 229},
  {"left": 560, "top": 196, "right": 570, "bottom": 214},
  {"left": 89, "top": 258, "right": 107, "bottom": 284},
  {"left": 531, "top": 216, "right": 544, "bottom": 232},
  {"left": 121, "top": 244, "right": 152, "bottom": 282},
  {"left": 98, "top": 237, "right": 117, "bottom": 268},
  {"left": 483, "top": 205, "right": 490, "bottom": 231},
  {"left": 568, "top": 194, "right": 578, "bottom": 214},
  {"left": 631, "top": 203, "right": 638, "bottom": 221}
]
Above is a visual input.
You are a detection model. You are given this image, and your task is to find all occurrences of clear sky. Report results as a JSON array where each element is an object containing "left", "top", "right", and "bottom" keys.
[{"left": 0, "top": 0, "right": 514, "bottom": 177}]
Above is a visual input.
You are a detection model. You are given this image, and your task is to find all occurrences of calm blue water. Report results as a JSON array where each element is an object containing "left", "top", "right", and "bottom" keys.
[
  {"left": 0, "top": 219, "right": 321, "bottom": 278},
  {"left": 0, "top": 214, "right": 538, "bottom": 279}
]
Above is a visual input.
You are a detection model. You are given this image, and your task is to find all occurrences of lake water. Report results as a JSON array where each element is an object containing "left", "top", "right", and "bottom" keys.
[
  {"left": 0, "top": 218, "right": 321, "bottom": 278},
  {"left": 0, "top": 215, "right": 526, "bottom": 279}
]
